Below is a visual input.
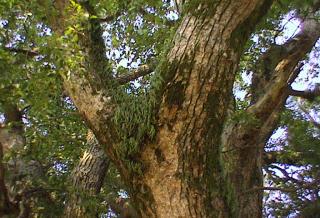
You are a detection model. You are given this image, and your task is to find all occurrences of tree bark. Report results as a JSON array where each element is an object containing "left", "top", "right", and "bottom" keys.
[{"left": 64, "top": 131, "right": 109, "bottom": 218}]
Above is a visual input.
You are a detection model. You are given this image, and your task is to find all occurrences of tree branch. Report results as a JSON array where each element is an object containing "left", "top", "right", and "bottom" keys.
[
  {"left": 289, "top": 87, "right": 320, "bottom": 101},
  {"left": 115, "top": 64, "right": 155, "bottom": 85},
  {"left": 3, "top": 47, "right": 39, "bottom": 57}
]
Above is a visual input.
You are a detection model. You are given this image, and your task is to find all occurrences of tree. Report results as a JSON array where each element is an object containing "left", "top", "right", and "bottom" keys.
[{"left": 1, "top": 0, "right": 320, "bottom": 217}]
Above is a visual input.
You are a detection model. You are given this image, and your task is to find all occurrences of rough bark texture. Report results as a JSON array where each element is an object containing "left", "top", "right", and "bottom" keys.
[
  {"left": 64, "top": 131, "right": 109, "bottom": 218},
  {"left": 46, "top": 0, "right": 320, "bottom": 217}
]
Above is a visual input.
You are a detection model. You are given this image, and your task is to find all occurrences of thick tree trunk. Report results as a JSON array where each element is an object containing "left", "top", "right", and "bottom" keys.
[
  {"left": 130, "top": 3, "right": 320, "bottom": 217},
  {"left": 64, "top": 131, "right": 109, "bottom": 218},
  {"left": 131, "top": 1, "right": 273, "bottom": 217}
]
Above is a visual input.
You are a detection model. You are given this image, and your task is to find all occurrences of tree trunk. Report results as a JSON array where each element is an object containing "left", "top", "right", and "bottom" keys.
[
  {"left": 64, "top": 131, "right": 109, "bottom": 218},
  {"left": 0, "top": 103, "right": 25, "bottom": 217},
  {"left": 130, "top": 1, "right": 273, "bottom": 217}
]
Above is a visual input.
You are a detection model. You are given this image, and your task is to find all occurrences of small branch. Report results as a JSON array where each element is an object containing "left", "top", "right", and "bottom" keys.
[
  {"left": 268, "top": 164, "right": 296, "bottom": 182},
  {"left": 266, "top": 164, "right": 320, "bottom": 189},
  {"left": 115, "top": 64, "right": 155, "bottom": 85}
]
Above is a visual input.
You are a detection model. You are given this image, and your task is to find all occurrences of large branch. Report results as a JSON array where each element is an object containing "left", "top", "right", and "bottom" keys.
[
  {"left": 49, "top": 1, "right": 114, "bottom": 127},
  {"left": 236, "top": 13, "right": 320, "bottom": 163},
  {"left": 45, "top": 1, "right": 140, "bottom": 181},
  {"left": 248, "top": 9, "right": 320, "bottom": 122}
]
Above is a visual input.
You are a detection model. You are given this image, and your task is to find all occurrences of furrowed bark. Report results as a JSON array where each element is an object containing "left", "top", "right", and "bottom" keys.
[{"left": 64, "top": 131, "right": 109, "bottom": 218}]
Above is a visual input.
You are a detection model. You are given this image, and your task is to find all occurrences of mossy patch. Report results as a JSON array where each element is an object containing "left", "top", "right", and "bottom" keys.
[{"left": 165, "top": 81, "right": 185, "bottom": 108}]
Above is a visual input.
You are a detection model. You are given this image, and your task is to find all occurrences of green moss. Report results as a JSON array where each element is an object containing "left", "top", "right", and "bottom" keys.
[
  {"left": 184, "top": 0, "right": 219, "bottom": 16},
  {"left": 109, "top": 27, "right": 178, "bottom": 176},
  {"left": 165, "top": 81, "right": 185, "bottom": 108},
  {"left": 109, "top": 20, "right": 179, "bottom": 177},
  {"left": 199, "top": 91, "right": 241, "bottom": 217},
  {"left": 224, "top": 177, "right": 238, "bottom": 217},
  {"left": 112, "top": 89, "right": 156, "bottom": 176}
]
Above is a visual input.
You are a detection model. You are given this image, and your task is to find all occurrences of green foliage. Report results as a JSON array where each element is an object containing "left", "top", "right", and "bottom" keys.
[{"left": 264, "top": 98, "right": 320, "bottom": 217}]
